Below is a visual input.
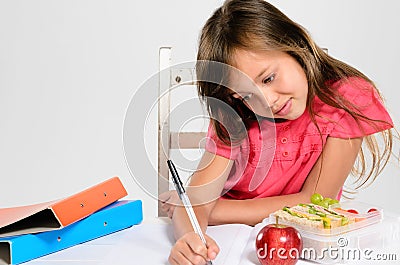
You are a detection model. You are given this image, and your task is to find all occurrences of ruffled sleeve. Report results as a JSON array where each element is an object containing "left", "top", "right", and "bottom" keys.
[
  {"left": 329, "top": 77, "right": 393, "bottom": 138},
  {"left": 205, "top": 123, "right": 241, "bottom": 160}
]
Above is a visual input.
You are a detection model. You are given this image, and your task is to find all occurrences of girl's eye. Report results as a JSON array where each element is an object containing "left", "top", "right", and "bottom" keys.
[
  {"left": 242, "top": 93, "right": 253, "bottom": 102},
  {"left": 263, "top": 74, "right": 275, "bottom": 84}
]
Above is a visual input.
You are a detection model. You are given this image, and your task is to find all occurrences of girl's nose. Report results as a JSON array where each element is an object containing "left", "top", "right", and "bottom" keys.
[{"left": 263, "top": 90, "right": 279, "bottom": 108}]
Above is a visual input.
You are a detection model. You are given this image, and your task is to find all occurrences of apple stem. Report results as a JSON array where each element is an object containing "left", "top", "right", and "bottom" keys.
[{"left": 275, "top": 215, "right": 279, "bottom": 225}]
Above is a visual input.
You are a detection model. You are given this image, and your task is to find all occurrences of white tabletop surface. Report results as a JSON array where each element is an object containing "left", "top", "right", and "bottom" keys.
[{"left": 24, "top": 211, "right": 400, "bottom": 265}]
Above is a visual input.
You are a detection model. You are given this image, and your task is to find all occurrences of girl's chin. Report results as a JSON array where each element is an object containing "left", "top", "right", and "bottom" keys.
[
  {"left": 255, "top": 110, "right": 304, "bottom": 121},
  {"left": 282, "top": 110, "right": 305, "bottom": 120}
]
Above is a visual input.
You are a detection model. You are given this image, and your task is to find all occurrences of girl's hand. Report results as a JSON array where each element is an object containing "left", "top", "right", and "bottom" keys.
[
  {"left": 169, "top": 231, "right": 219, "bottom": 265},
  {"left": 159, "top": 190, "right": 180, "bottom": 218}
]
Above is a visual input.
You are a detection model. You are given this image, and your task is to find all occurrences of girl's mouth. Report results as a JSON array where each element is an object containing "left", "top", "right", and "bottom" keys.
[{"left": 275, "top": 99, "right": 292, "bottom": 116}]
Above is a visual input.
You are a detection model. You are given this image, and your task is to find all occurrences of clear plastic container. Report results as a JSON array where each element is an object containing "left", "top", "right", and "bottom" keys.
[{"left": 264, "top": 201, "right": 400, "bottom": 264}]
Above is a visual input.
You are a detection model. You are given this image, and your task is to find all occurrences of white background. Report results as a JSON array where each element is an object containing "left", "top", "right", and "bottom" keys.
[{"left": 0, "top": 0, "right": 399, "bottom": 221}]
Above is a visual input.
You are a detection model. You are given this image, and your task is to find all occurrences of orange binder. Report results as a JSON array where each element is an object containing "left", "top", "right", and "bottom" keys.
[{"left": 0, "top": 176, "right": 128, "bottom": 238}]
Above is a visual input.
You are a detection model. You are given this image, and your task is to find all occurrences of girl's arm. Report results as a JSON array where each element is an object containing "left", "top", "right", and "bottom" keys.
[
  {"left": 171, "top": 150, "right": 233, "bottom": 238},
  {"left": 169, "top": 151, "right": 233, "bottom": 264},
  {"left": 208, "top": 137, "right": 363, "bottom": 226}
]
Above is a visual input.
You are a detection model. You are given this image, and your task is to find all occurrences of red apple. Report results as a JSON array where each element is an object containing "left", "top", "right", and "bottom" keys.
[{"left": 255, "top": 223, "right": 302, "bottom": 265}]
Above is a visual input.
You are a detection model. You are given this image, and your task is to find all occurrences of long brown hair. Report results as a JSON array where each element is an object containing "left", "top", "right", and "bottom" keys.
[{"left": 196, "top": 0, "right": 393, "bottom": 190}]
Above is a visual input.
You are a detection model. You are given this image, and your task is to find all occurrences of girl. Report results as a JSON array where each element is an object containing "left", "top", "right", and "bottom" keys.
[{"left": 161, "top": 0, "right": 394, "bottom": 264}]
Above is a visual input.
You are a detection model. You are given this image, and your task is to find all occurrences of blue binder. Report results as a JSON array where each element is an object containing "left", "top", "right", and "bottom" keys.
[{"left": 0, "top": 200, "right": 143, "bottom": 265}]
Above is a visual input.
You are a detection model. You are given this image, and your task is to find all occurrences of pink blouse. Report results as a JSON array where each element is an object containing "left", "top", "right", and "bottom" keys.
[{"left": 205, "top": 77, "right": 393, "bottom": 200}]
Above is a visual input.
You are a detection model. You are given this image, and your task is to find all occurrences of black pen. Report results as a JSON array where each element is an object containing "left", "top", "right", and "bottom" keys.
[{"left": 167, "top": 160, "right": 213, "bottom": 265}]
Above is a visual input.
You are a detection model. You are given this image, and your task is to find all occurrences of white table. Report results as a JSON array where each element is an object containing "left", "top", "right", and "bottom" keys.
[{"left": 25, "top": 212, "right": 400, "bottom": 265}]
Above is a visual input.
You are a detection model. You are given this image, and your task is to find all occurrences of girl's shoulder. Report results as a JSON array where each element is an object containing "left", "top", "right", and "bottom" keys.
[
  {"left": 317, "top": 76, "right": 393, "bottom": 138},
  {"left": 330, "top": 76, "right": 377, "bottom": 103}
]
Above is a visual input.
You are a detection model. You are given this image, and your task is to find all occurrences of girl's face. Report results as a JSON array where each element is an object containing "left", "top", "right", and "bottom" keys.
[{"left": 230, "top": 49, "right": 308, "bottom": 120}]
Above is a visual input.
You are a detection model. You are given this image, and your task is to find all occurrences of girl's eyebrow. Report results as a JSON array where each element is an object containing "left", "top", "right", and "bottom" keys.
[
  {"left": 230, "top": 65, "right": 271, "bottom": 94},
  {"left": 255, "top": 66, "right": 270, "bottom": 80}
]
